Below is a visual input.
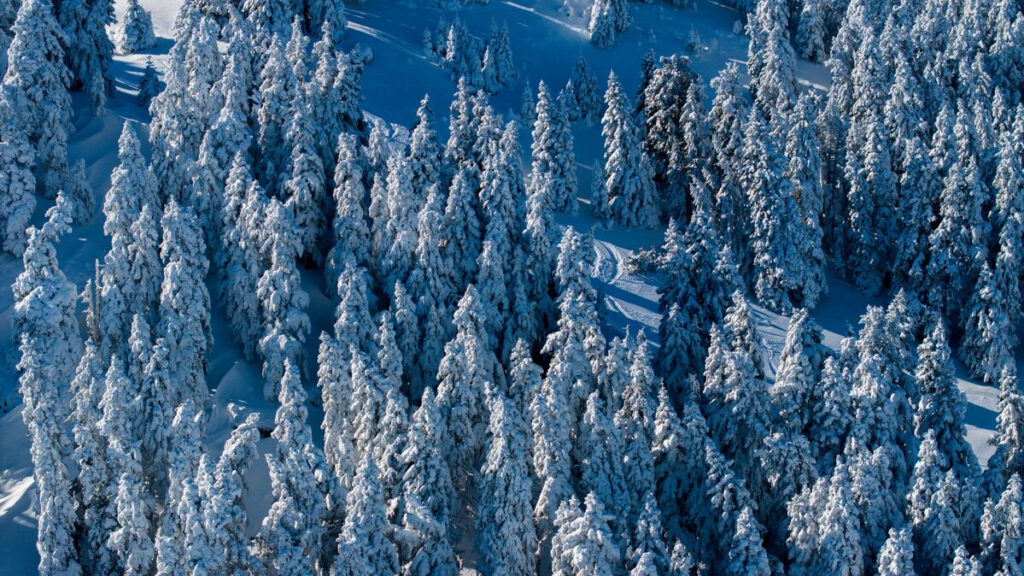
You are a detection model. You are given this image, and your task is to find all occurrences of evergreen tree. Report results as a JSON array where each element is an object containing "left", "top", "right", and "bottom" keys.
[
  {"left": 727, "top": 506, "right": 770, "bottom": 576},
  {"left": 572, "top": 56, "right": 601, "bottom": 122},
  {"left": 158, "top": 198, "right": 212, "bottom": 409},
  {"left": 204, "top": 414, "right": 261, "bottom": 576},
  {"left": 259, "top": 360, "right": 338, "bottom": 576},
  {"left": 530, "top": 80, "right": 577, "bottom": 212},
  {"left": 476, "top": 391, "right": 537, "bottom": 576},
  {"left": 877, "top": 527, "right": 916, "bottom": 576},
  {"left": 220, "top": 156, "right": 262, "bottom": 360},
  {"left": 284, "top": 86, "right": 327, "bottom": 262},
  {"left": 2, "top": 0, "right": 71, "bottom": 198},
  {"left": 136, "top": 57, "right": 161, "bottom": 106},
  {"left": 116, "top": 0, "right": 154, "bottom": 53},
  {"left": 327, "top": 133, "right": 372, "bottom": 281},
  {"left": 0, "top": 93, "right": 36, "bottom": 256},
  {"left": 550, "top": 494, "right": 621, "bottom": 575},
  {"left": 334, "top": 455, "right": 400, "bottom": 576},
  {"left": 395, "top": 387, "right": 458, "bottom": 576},
  {"left": 257, "top": 201, "right": 311, "bottom": 398},
  {"left": 962, "top": 262, "right": 1016, "bottom": 382},
  {"left": 15, "top": 195, "right": 83, "bottom": 576},
  {"left": 603, "top": 71, "right": 659, "bottom": 228}
]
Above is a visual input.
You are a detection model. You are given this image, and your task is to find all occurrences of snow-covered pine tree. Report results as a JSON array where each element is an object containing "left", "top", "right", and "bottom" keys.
[
  {"left": 603, "top": 71, "right": 659, "bottom": 228},
  {"left": 219, "top": 155, "right": 262, "bottom": 360},
  {"left": 435, "top": 284, "right": 504, "bottom": 493},
  {"left": 576, "top": 391, "right": 631, "bottom": 538},
  {"left": 15, "top": 195, "right": 83, "bottom": 576},
  {"left": 334, "top": 454, "right": 400, "bottom": 576},
  {"left": 116, "top": 0, "right": 154, "bottom": 53},
  {"left": 796, "top": 0, "right": 827, "bottom": 61},
  {"left": 876, "top": 527, "right": 915, "bottom": 576},
  {"left": 588, "top": 0, "right": 616, "bottom": 48},
  {"left": 137, "top": 57, "right": 161, "bottom": 106},
  {"left": 204, "top": 414, "right": 261, "bottom": 576},
  {"left": 962, "top": 262, "right": 1016, "bottom": 382},
  {"left": 727, "top": 506, "right": 770, "bottom": 576},
  {"left": 59, "top": 0, "right": 114, "bottom": 113},
  {"left": 0, "top": 93, "right": 36, "bottom": 256},
  {"left": 476, "top": 390, "right": 536, "bottom": 576},
  {"left": 572, "top": 57, "right": 601, "bottom": 123},
  {"left": 530, "top": 80, "right": 578, "bottom": 212},
  {"left": 395, "top": 387, "right": 458, "bottom": 575},
  {"left": 382, "top": 151, "right": 418, "bottom": 292},
  {"left": 256, "top": 35, "right": 296, "bottom": 190},
  {"left": 550, "top": 494, "right": 621, "bottom": 575},
  {"left": 444, "top": 164, "right": 483, "bottom": 290},
  {"left": 745, "top": 106, "right": 802, "bottom": 312},
  {"left": 158, "top": 198, "right": 212, "bottom": 409},
  {"left": 257, "top": 200, "right": 311, "bottom": 398},
  {"left": 283, "top": 85, "right": 327, "bottom": 263},
  {"left": 916, "top": 319, "right": 983, "bottom": 484},
  {"left": 2, "top": 0, "right": 71, "bottom": 198},
  {"left": 103, "top": 358, "right": 154, "bottom": 576},
  {"left": 259, "top": 359, "right": 339, "bottom": 575}
]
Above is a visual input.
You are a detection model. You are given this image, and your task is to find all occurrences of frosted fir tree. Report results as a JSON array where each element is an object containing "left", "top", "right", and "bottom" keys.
[
  {"left": 141, "top": 336, "right": 178, "bottom": 493},
  {"left": 219, "top": 156, "right": 262, "bottom": 360},
  {"left": 334, "top": 454, "right": 400, "bottom": 576},
  {"left": 370, "top": 314, "right": 411, "bottom": 497},
  {"left": 786, "top": 93, "right": 827, "bottom": 309},
  {"left": 136, "top": 57, "right": 161, "bottom": 106},
  {"left": 333, "top": 261, "right": 376, "bottom": 358},
  {"left": 572, "top": 56, "right": 602, "bottom": 123},
  {"left": 981, "top": 473, "right": 1024, "bottom": 575},
  {"left": 576, "top": 392, "right": 631, "bottom": 536},
  {"left": 588, "top": 0, "right": 615, "bottom": 48},
  {"left": 408, "top": 186, "right": 455, "bottom": 338},
  {"left": 796, "top": 0, "right": 827, "bottom": 61},
  {"left": 892, "top": 137, "right": 940, "bottom": 294},
  {"left": 327, "top": 134, "right": 371, "bottom": 282},
  {"left": 64, "top": 158, "right": 95, "bottom": 224},
  {"left": 407, "top": 94, "right": 441, "bottom": 205},
  {"left": 550, "top": 494, "right": 621, "bottom": 576},
  {"left": 71, "top": 341, "right": 118, "bottom": 576},
  {"left": 476, "top": 391, "right": 537, "bottom": 576},
  {"left": 603, "top": 71, "right": 659, "bottom": 228},
  {"left": 0, "top": 86, "right": 36, "bottom": 257},
  {"left": 2, "top": 0, "right": 71, "bottom": 198},
  {"left": 307, "top": 0, "right": 346, "bottom": 44},
  {"left": 530, "top": 80, "right": 578, "bottom": 212},
  {"left": 652, "top": 386, "right": 706, "bottom": 539},
  {"left": 962, "top": 262, "right": 1016, "bottom": 382},
  {"left": 257, "top": 201, "right": 311, "bottom": 398},
  {"left": 703, "top": 294, "right": 771, "bottom": 485},
  {"left": 643, "top": 54, "right": 694, "bottom": 186},
  {"left": 531, "top": 357, "right": 575, "bottom": 560},
  {"left": 435, "top": 285, "right": 504, "bottom": 492},
  {"left": 727, "top": 506, "right": 770, "bottom": 576},
  {"left": 482, "top": 20, "right": 515, "bottom": 91},
  {"left": 745, "top": 107, "right": 801, "bottom": 312},
  {"left": 203, "top": 414, "right": 260, "bottom": 576},
  {"left": 950, "top": 546, "right": 982, "bottom": 576},
  {"left": 256, "top": 36, "right": 296, "bottom": 188},
  {"left": 630, "top": 492, "right": 670, "bottom": 573},
  {"left": 14, "top": 195, "right": 83, "bottom": 576},
  {"left": 876, "top": 527, "right": 915, "bottom": 576},
  {"left": 616, "top": 335, "right": 659, "bottom": 523},
  {"left": 382, "top": 152, "right": 419, "bottom": 291},
  {"left": 158, "top": 199, "right": 212, "bottom": 409},
  {"left": 926, "top": 147, "right": 990, "bottom": 318},
  {"left": 259, "top": 360, "right": 338, "bottom": 576},
  {"left": 395, "top": 387, "right": 457, "bottom": 574},
  {"left": 444, "top": 165, "right": 484, "bottom": 288},
  {"left": 283, "top": 86, "right": 327, "bottom": 262},
  {"left": 915, "top": 319, "right": 982, "bottom": 481},
  {"left": 116, "top": 0, "right": 154, "bottom": 53},
  {"left": 102, "top": 359, "right": 155, "bottom": 576},
  {"left": 154, "top": 400, "right": 203, "bottom": 576},
  {"left": 987, "top": 368, "right": 1024, "bottom": 493}
]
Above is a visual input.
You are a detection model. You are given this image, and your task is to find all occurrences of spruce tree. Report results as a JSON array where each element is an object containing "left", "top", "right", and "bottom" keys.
[
  {"left": 115, "top": 0, "right": 155, "bottom": 53},
  {"left": 603, "top": 71, "right": 659, "bottom": 228}
]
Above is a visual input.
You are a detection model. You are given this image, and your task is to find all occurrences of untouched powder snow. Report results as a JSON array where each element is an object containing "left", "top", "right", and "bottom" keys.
[{"left": 0, "top": 0, "right": 1011, "bottom": 573}]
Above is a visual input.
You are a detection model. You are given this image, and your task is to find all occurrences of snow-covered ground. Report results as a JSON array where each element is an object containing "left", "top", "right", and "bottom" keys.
[{"left": 0, "top": 0, "right": 1008, "bottom": 573}]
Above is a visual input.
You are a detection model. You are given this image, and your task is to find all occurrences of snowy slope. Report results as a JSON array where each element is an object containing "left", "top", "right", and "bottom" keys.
[{"left": 0, "top": 0, "right": 1008, "bottom": 573}]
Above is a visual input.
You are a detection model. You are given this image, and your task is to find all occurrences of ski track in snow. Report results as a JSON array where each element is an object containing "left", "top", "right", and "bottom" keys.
[{"left": 0, "top": 0, "right": 1012, "bottom": 572}]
